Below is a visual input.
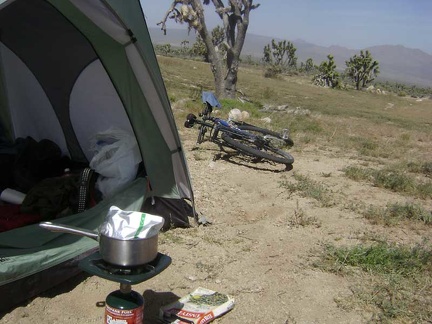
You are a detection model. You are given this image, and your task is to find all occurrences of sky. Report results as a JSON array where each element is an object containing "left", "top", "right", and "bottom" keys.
[{"left": 140, "top": 0, "right": 432, "bottom": 55}]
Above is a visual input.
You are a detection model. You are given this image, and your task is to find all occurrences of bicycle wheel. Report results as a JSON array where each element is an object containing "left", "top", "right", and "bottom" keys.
[
  {"left": 236, "top": 125, "right": 294, "bottom": 147},
  {"left": 221, "top": 132, "right": 294, "bottom": 165}
]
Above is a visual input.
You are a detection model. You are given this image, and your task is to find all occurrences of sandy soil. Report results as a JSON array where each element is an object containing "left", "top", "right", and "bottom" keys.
[{"left": 1, "top": 127, "right": 431, "bottom": 324}]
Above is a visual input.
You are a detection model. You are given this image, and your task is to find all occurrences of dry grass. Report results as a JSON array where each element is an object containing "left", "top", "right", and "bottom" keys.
[
  {"left": 158, "top": 55, "right": 432, "bottom": 163},
  {"left": 157, "top": 54, "right": 432, "bottom": 323}
]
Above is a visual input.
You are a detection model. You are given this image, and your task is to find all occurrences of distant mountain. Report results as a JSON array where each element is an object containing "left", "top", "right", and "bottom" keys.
[
  {"left": 149, "top": 27, "right": 196, "bottom": 47},
  {"left": 363, "top": 45, "right": 432, "bottom": 87},
  {"left": 148, "top": 28, "right": 432, "bottom": 87}
]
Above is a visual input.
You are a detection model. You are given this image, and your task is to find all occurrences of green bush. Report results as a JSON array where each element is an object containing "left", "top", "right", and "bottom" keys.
[
  {"left": 323, "top": 242, "right": 431, "bottom": 275},
  {"left": 363, "top": 202, "right": 432, "bottom": 225},
  {"left": 315, "top": 242, "right": 432, "bottom": 321}
]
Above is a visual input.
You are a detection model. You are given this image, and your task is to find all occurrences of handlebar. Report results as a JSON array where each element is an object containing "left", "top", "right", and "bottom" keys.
[{"left": 184, "top": 113, "right": 216, "bottom": 129}]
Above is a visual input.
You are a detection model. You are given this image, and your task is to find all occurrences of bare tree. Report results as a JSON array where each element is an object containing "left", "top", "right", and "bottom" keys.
[{"left": 158, "top": 0, "right": 260, "bottom": 99}]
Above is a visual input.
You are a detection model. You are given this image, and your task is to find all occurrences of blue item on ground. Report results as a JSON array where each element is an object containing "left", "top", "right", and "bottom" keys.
[{"left": 201, "top": 92, "right": 221, "bottom": 108}]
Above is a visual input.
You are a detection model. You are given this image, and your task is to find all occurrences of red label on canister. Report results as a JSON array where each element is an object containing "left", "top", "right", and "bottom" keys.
[{"left": 105, "top": 304, "right": 143, "bottom": 324}]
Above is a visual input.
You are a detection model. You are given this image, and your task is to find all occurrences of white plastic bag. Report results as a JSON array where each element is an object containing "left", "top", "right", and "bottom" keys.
[{"left": 89, "top": 128, "right": 142, "bottom": 198}]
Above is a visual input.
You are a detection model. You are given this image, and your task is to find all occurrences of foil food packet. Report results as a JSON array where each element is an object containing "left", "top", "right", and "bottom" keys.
[{"left": 100, "top": 206, "right": 164, "bottom": 239}]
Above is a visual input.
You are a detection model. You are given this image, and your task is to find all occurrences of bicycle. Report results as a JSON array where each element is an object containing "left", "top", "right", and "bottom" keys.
[{"left": 184, "top": 92, "right": 294, "bottom": 166}]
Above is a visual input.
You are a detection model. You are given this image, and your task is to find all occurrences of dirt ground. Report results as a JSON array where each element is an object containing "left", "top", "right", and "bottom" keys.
[{"left": 1, "top": 127, "right": 431, "bottom": 324}]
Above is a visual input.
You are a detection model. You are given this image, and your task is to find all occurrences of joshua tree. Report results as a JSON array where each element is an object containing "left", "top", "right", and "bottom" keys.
[
  {"left": 158, "top": 0, "right": 260, "bottom": 99},
  {"left": 262, "top": 39, "right": 297, "bottom": 74},
  {"left": 345, "top": 50, "right": 380, "bottom": 90},
  {"left": 300, "top": 58, "right": 316, "bottom": 74},
  {"left": 155, "top": 43, "right": 172, "bottom": 56},
  {"left": 313, "top": 54, "right": 339, "bottom": 88}
]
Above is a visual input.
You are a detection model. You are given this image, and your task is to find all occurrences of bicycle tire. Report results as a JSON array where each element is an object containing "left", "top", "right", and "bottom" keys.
[
  {"left": 221, "top": 132, "right": 294, "bottom": 165},
  {"left": 236, "top": 125, "right": 294, "bottom": 147},
  {"left": 197, "top": 125, "right": 206, "bottom": 143}
]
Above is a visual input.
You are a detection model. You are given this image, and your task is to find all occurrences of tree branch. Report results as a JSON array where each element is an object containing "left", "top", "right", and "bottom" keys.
[
  {"left": 157, "top": 0, "right": 188, "bottom": 34},
  {"left": 211, "top": 0, "right": 228, "bottom": 19}
]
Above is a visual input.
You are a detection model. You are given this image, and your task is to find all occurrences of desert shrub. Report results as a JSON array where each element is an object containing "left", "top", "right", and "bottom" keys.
[
  {"left": 343, "top": 165, "right": 432, "bottom": 198},
  {"left": 406, "top": 161, "right": 432, "bottom": 176},
  {"left": 363, "top": 202, "right": 432, "bottom": 225},
  {"left": 373, "top": 169, "right": 415, "bottom": 192},
  {"left": 315, "top": 242, "right": 432, "bottom": 322},
  {"left": 264, "top": 66, "right": 282, "bottom": 78},
  {"left": 343, "top": 166, "right": 371, "bottom": 181},
  {"left": 279, "top": 173, "right": 333, "bottom": 207}
]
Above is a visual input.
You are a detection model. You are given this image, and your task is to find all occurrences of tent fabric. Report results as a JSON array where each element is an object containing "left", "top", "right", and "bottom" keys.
[
  {"left": 0, "top": 0, "right": 97, "bottom": 160},
  {"left": 0, "top": 43, "right": 70, "bottom": 155},
  {"left": 0, "top": 177, "right": 147, "bottom": 286},
  {"left": 0, "top": 46, "right": 13, "bottom": 142},
  {"left": 0, "top": 0, "right": 196, "bottom": 306},
  {"left": 58, "top": 0, "right": 192, "bottom": 199},
  {"left": 0, "top": 0, "right": 194, "bottom": 200}
]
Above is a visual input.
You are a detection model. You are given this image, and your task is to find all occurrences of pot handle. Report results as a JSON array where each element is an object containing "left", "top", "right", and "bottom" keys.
[{"left": 39, "top": 221, "right": 99, "bottom": 241}]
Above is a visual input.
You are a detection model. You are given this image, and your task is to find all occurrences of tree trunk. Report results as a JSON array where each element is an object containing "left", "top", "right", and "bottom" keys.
[
  {"left": 211, "top": 55, "right": 226, "bottom": 99},
  {"left": 191, "top": 3, "right": 225, "bottom": 98},
  {"left": 224, "top": 63, "right": 238, "bottom": 98},
  {"left": 355, "top": 76, "right": 361, "bottom": 90},
  {"left": 219, "top": 3, "right": 249, "bottom": 99},
  {"left": 159, "top": 1, "right": 258, "bottom": 99}
]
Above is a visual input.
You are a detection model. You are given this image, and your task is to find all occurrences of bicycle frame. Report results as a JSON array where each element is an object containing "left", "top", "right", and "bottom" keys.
[
  {"left": 184, "top": 93, "right": 294, "bottom": 166},
  {"left": 190, "top": 102, "right": 263, "bottom": 148}
]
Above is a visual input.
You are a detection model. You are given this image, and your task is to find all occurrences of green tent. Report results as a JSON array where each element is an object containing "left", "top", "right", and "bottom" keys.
[{"left": 0, "top": 0, "right": 194, "bottom": 311}]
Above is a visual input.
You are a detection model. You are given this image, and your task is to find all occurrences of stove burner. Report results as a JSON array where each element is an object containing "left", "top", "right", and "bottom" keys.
[
  {"left": 94, "top": 259, "right": 156, "bottom": 276},
  {"left": 79, "top": 252, "right": 171, "bottom": 285}
]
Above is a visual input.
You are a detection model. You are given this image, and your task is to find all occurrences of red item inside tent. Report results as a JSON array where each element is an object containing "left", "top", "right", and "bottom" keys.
[{"left": 0, "top": 204, "right": 43, "bottom": 233}]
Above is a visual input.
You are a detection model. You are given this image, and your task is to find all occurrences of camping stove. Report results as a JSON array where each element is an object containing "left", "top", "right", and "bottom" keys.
[{"left": 79, "top": 251, "right": 171, "bottom": 323}]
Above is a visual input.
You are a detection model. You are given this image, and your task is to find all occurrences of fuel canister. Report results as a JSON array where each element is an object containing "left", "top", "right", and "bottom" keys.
[{"left": 105, "top": 283, "right": 144, "bottom": 324}]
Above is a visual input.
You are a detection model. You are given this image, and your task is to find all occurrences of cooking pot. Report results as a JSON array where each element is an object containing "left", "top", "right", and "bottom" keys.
[{"left": 39, "top": 221, "right": 158, "bottom": 267}]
